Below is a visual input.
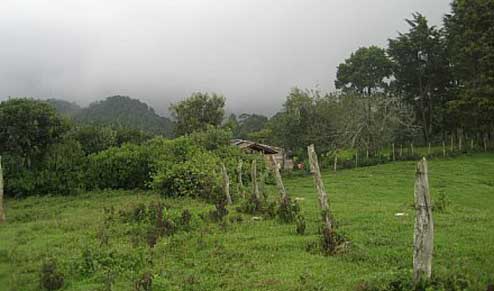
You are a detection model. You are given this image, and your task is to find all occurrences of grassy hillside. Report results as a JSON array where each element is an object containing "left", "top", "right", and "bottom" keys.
[{"left": 1, "top": 154, "right": 493, "bottom": 290}]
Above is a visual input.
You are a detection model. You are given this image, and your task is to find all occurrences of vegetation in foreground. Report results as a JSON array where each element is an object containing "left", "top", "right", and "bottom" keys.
[{"left": 1, "top": 154, "right": 493, "bottom": 290}]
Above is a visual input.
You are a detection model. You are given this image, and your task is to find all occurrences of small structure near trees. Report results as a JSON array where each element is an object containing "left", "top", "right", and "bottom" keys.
[{"left": 231, "top": 139, "right": 293, "bottom": 170}]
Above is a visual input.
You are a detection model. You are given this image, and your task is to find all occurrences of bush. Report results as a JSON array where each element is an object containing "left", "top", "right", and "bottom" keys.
[
  {"left": 86, "top": 143, "right": 152, "bottom": 190},
  {"left": 39, "top": 259, "right": 64, "bottom": 290},
  {"left": 151, "top": 149, "right": 222, "bottom": 201}
]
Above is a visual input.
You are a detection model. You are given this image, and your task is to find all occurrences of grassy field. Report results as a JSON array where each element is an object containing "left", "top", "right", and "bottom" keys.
[{"left": 1, "top": 154, "right": 493, "bottom": 290}]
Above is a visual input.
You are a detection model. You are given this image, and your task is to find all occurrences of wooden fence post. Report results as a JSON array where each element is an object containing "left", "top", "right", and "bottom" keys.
[
  {"left": 251, "top": 160, "right": 261, "bottom": 201},
  {"left": 392, "top": 143, "right": 395, "bottom": 161},
  {"left": 428, "top": 143, "right": 431, "bottom": 155},
  {"left": 411, "top": 143, "right": 415, "bottom": 155},
  {"left": 0, "top": 156, "right": 5, "bottom": 223},
  {"left": 450, "top": 136, "right": 454, "bottom": 152},
  {"left": 307, "top": 145, "right": 334, "bottom": 247},
  {"left": 459, "top": 136, "right": 462, "bottom": 152},
  {"left": 470, "top": 139, "right": 474, "bottom": 151},
  {"left": 270, "top": 156, "right": 289, "bottom": 202},
  {"left": 413, "top": 158, "right": 434, "bottom": 284},
  {"left": 333, "top": 152, "right": 338, "bottom": 172},
  {"left": 221, "top": 163, "right": 232, "bottom": 205},
  {"left": 442, "top": 141, "right": 446, "bottom": 158},
  {"left": 400, "top": 144, "right": 403, "bottom": 158},
  {"left": 237, "top": 160, "right": 245, "bottom": 198},
  {"left": 355, "top": 151, "right": 358, "bottom": 168},
  {"left": 484, "top": 135, "right": 488, "bottom": 152}
]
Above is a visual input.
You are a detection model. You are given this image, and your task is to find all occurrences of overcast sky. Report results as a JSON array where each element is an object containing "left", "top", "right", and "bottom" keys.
[{"left": 0, "top": 0, "right": 451, "bottom": 116}]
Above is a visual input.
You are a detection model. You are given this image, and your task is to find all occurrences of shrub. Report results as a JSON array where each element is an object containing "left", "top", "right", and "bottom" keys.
[
  {"left": 296, "top": 215, "right": 306, "bottom": 235},
  {"left": 39, "top": 259, "right": 64, "bottom": 290},
  {"left": 86, "top": 143, "right": 152, "bottom": 190},
  {"left": 276, "top": 198, "right": 300, "bottom": 223},
  {"left": 151, "top": 149, "right": 223, "bottom": 201}
]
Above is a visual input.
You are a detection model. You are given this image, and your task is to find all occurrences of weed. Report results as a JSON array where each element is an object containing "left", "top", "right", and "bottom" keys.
[{"left": 39, "top": 259, "right": 64, "bottom": 290}]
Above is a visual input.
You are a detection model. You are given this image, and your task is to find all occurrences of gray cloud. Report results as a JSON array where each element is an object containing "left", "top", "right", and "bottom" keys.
[{"left": 0, "top": 0, "right": 451, "bottom": 116}]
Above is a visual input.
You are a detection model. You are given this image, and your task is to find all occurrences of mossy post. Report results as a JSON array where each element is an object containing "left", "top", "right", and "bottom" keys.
[
  {"left": 270, "top": 155, "right": 288, "bottom": 203},
  {"left": 307, "top": 145, "right": 334, "bottom": 248},
  {"left": 392, "top": 143, "right": 395, "bottom": 161},
  {"left": 237, "top": 159, "right": 245, "bottom": 198},
  {"left": 251, "top": 159, "right": 261, "bottom": 202},
  {"left": 0, "top": 156, "right": 5, "bottom": 223},
  {"left": 220, "top": 163, "right": 232, "bottom": 205},
  {"left": 413, "top": 158, "right": 434, "bottom": 284}
]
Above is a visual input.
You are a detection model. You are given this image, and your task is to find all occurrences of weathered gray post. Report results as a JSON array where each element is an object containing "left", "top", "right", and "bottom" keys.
[
  {"left": 0, "top": 156, "right": 5, "bottom": 223},
  {"left": 459, "top": 136, "right": 462, "bottom": 152},
  {"left": 307, "top": 145, "right": 333, "bottom": 242},
  {"left": 428, "top": 143, "right": 431, "bottom": 155},
  {"left": 442, "top": 141, "right": 446, "bottom": 158},
  {"left": 220, "top": 163, "right": 232, "bottom": 205},
  {"left": 450, "top": 136, "right": 454, "bottom": 152},
  {"left": 400, "top": 144, "right": 403, "bottom": 158},
  {"left": 355, "top": 151, "right": 358, "bottom": 168},
  {"left": 411, "top": 143, "right": 415, "bottom": 155},
  {"left": 251, "top": 159, "right": 261, "bottom": 201},
  {"left": 237, "top": 160, "right": 245, "bottom": 198},
  {"left": 270, "top": 155, "right": 288, "bottom": 202},
  {"left": 333, "top": 152, "right": 338, "bottom": 172},
  {"left": 470, "top": 139, "right": 474, "bottom": 151},
  {"left": 413, "top": 158, "right": 434, "bottom": 284},
  {"left": 392, "top": 143, "right": 395, "bottom": 161}
]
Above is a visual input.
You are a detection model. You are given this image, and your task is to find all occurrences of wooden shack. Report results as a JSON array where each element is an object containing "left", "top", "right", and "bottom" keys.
[{"left": 231, "top": 139, "right": 293, "bottom": 170}]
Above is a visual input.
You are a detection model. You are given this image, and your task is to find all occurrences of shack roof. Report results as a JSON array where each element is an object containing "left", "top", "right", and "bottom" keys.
[{"left": 231, "top": 139, "right": 280, "bottom": 155}]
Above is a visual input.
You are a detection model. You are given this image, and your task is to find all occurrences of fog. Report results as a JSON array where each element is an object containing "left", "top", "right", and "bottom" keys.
[{"left": 0, "top": 0, "right": 451, "bottom": 116}]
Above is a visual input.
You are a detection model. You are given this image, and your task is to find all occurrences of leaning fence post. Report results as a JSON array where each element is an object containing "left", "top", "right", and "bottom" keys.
[
  {"left": 413, "top": 158, "right": 434, "bottom": 285},
  {"left": 270, "top": 155, "right": 289, "bottom": 202},
  {"left": 411, "top": 143, "right": 415, "bottom": 155},
  {"left": 442, "top": 141, "right": 446, "bottom": 158},
  {"left": 0, "top": 156, "right": 5, "bottom": 223},
  {"left": 251, "top": 159, "right": 261, "bottom": 202},
  {"left": 355, "top": 151, "right": 358, "bottom": 168},
  {"left": 220, "top": 163, "right": 232, "bottom": 205},
  {"left": 307, "top": 144, "right": 334, "bottom": 249}
]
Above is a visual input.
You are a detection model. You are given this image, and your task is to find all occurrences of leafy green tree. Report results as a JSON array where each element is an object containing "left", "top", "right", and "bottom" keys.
[
  {"left": 236, "top": 113, "right": 268, "bottom": 139},
  {"left": 444, "top": 0, "right": 494, "bottom": 135},
  {"left": 170, "top": 92, "right": 225, "bottom": 136},
  {"left": 388, "top": 13, "right": 451, "bottom": 144},
  {"left": 335, "top": 46, "right": 393, "bottom": 95},
  {"left": 0, "top": 98, "right": 69, "bottom": 168}
]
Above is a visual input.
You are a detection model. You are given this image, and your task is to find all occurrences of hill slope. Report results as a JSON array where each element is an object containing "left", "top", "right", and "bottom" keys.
[
  {"left": 73, "top": 96, "right": 174, "bottom": 136},
  {"left": 1, "top": 154, "right": 493, "bottom": 290},
  {"left": 45, "top": 99, "right": 82, "bottom": 117}
]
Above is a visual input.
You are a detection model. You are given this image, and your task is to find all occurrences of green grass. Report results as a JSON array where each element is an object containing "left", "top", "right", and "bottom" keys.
[{"left": 1, "top": 154, "right": 494, "bottom": 290}]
